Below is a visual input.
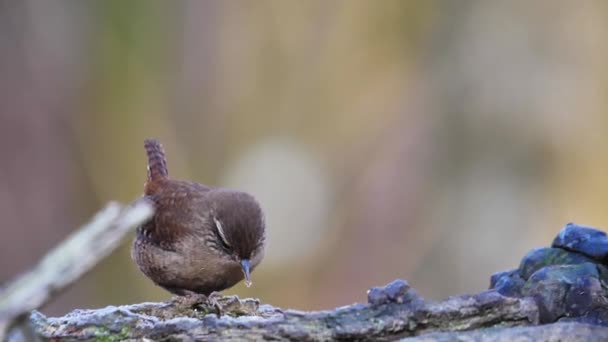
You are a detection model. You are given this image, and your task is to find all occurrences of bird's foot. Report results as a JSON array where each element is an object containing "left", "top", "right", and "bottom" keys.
[
  {"left": 170, "top": 291, "right": 224, "bottom": 316},
  {"left": 171, "top": 291, "right": 208, "bottom": 307},
  {"left": 207, "top": 292, "right": 224, "bottom": 317},
  {"left": 211, "top": 293, "right": 261, "bottom": 316},
  {"left": 171, "top": 291, "right": 260, "bottom": 317}
]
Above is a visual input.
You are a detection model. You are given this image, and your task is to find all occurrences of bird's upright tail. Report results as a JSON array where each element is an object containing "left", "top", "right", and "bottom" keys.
[{"left": 144, "top": 139, "right": 168, "bottom": 189}]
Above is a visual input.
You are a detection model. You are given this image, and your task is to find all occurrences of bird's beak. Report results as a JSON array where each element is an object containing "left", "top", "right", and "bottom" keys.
[{"left": 241, "top": 259, "right": 252, "bottom": 287}]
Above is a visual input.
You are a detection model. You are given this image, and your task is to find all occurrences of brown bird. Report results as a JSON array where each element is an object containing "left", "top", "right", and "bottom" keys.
[{"left": 131, "top": 139, "right": 266, "bottom": 297}]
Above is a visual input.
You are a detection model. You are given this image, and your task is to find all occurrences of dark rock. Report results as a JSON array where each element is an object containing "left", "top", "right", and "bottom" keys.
[
  {"left": 597, "top": 264, "right": 608, "bottom": 287},
  {"left": 490, "top": 269, "right": 515, "bottom": 288},
  {"left": 552, "top": 223, "right": 608, "bottom": 262},
  {"left": 367, "top": 287, "right": 389, "bottom": 305},
  {"left": 564, "top": 276, "right": 603, "bottom": 317},
  {"left": 526, "top": 278, "right": 569, "bottom": 323},
  {"left": 521, "top": 263, "right": 602, "bottom": 324},
  {"left": 487, "top": 223, "right": 608, "bottom": 327},
  {"left": 490, "top": 269, "right": 525, "bottom": 297},
  {"left": 519, "top": 247, "right": 595, "bottom": 280},
  {"left": 367, "top": 279, "right": 421, "bottom": 305}
]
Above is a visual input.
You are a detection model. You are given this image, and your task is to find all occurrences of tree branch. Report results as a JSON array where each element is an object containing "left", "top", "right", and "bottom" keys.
[
  {"left": 27, "top": 280, "right": 538, "bottom": 341},
  {"left": 0, "top": 200, "right": 153, "bottom": 341}
]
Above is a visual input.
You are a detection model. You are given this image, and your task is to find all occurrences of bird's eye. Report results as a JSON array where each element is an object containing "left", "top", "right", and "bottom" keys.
[{"left": 213, "top": 217, "right": 232, "bottom": 250}]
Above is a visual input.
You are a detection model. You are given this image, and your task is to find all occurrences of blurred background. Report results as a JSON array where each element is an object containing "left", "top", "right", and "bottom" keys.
[{"left": 1, "top": 0, "right": 608, "bottom": 316}]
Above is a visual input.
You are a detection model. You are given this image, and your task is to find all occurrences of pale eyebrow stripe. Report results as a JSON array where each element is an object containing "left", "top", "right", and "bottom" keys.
[{"left": 213, "top": 217, "right": 231, "bottom": 247}]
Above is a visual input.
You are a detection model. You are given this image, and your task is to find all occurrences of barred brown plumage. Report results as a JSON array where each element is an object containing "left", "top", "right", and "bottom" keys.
[{"left": 131, "top": 139, "right": 266, "bottom": 297}]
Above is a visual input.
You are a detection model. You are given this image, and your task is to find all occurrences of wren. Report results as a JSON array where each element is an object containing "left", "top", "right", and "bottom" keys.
[{"left": 131, "top": 139, "right": 266, "bottom": 297}]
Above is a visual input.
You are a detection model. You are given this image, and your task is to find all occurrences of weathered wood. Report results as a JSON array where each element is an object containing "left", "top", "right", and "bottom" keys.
[
  {"left": 0, "top": 200, "right": 154, "bottom": 341},
  {"left": 28, "top": 281, "right": 538, "bottom": 341},
  {"left": 402, "top": 322, "right": 608, "bottom": 342}
]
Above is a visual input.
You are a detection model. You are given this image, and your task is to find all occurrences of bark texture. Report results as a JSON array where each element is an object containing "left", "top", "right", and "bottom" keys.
[{"left": 28, "top": 280, "right": 538, "bottom": 341}]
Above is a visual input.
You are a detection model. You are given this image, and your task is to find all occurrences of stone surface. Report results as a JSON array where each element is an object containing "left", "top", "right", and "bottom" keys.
[
  {"left": 367, "top": 279, "right": 421, "bottom": 305},
  {"left": 518, "top": 247, "right": 596, "bottom": 280},
  {"left": 490, "top": 222, "right": 608, "bottom": 326},
  {"left": 552, "top": 222, "right": 608, "bottom": 262},
  {"left": 491, "top": 269, "right": 525, "bottom": 297},
  {"left": 522, "top": 263, "right": 603, "bottom": 323}
]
